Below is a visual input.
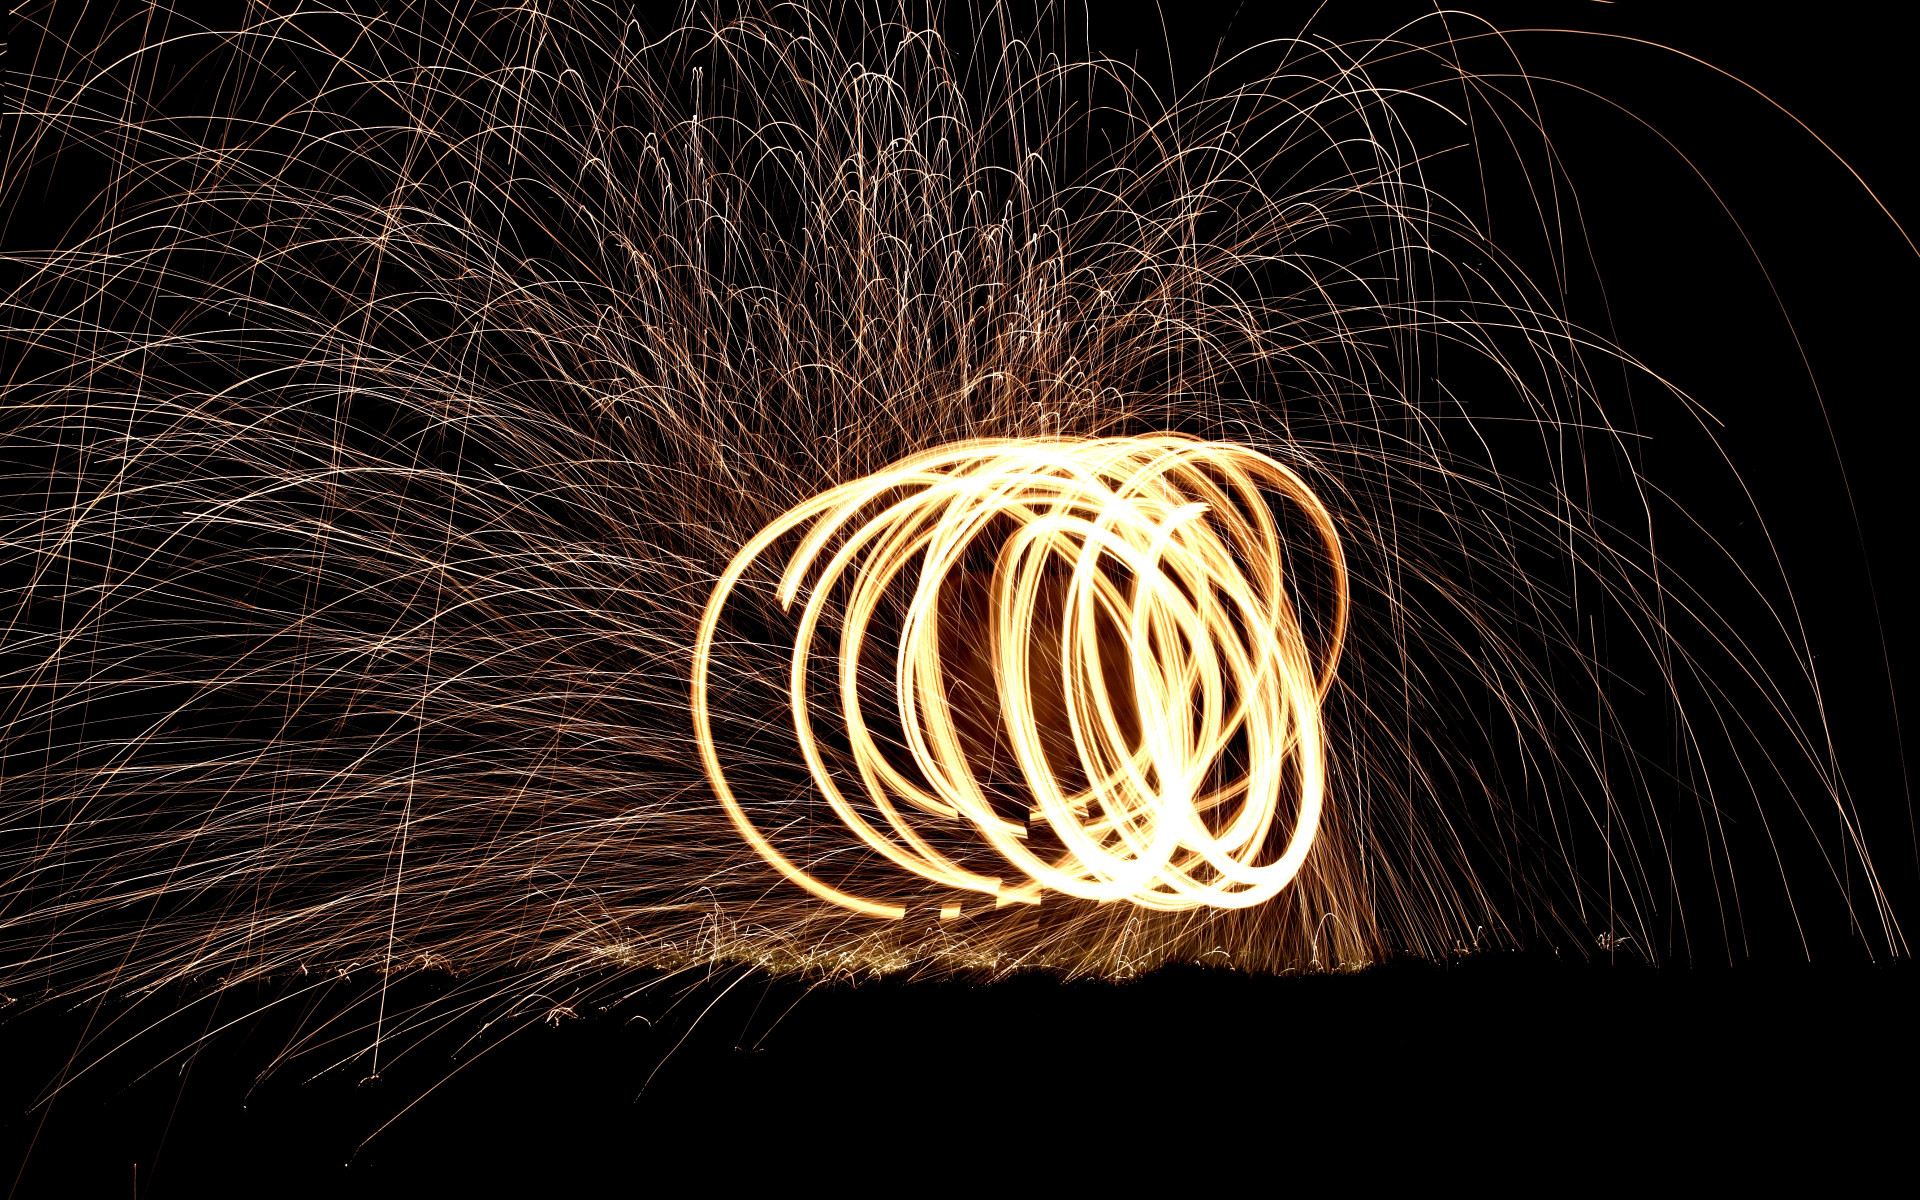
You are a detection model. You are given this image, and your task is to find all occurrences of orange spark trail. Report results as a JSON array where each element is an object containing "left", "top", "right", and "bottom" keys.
[{"left": 694, "top": 435, "right": 1347, "bottom": 917}]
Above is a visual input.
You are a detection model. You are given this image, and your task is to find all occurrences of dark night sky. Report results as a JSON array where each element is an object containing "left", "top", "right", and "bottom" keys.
[{"left": 3, "top": 3, "right": 1916, "bottom": 1194}]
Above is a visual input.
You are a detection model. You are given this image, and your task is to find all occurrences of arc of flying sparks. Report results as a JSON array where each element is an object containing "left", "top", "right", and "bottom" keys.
[{"left": 691, "top": 435, "right": 1349, "bottom": 918}]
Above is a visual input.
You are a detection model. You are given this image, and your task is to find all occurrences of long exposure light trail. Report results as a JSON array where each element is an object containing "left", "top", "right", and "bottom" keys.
[
  {"left": 694, "top": 435, "right": 1348, "bottom": 917},
  {"left": 0, "top": 3, "right": 1907, "bottom": 1083}
]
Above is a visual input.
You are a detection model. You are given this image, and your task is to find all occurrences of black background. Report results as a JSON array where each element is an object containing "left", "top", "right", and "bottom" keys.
[{"left": 4, "top": 1, "right": 1916, "bottom": 1193}]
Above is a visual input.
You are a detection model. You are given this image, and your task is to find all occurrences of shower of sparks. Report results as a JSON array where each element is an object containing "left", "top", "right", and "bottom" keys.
[{"left": 0, "top": 0, "right": 1905, "bottom": 1071}]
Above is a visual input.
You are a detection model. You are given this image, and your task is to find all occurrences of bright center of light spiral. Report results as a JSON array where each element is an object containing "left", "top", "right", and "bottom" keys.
[{"left": 691, "top": 436, "right": 1348, "bottom": 919}]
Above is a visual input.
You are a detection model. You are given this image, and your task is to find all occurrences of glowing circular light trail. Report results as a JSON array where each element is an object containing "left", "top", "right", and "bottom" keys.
[{"left": 692, "top": 436, "right": 1349, "bottom": 918}]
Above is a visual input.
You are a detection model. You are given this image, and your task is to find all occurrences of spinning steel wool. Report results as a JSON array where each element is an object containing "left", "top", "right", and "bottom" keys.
[{"left": 694, "top": 435, "right": 1346, "bottom": 917}]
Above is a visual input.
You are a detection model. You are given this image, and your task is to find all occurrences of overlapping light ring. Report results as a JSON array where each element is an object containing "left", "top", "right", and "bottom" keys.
[{"left": 691, "top": 436, "right": 1348, "bottom": 919}]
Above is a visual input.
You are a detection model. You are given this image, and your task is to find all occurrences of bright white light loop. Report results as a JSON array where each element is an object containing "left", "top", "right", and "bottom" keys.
[{"left": 691, "top": 435, "right": 1347, "bottom": 918}]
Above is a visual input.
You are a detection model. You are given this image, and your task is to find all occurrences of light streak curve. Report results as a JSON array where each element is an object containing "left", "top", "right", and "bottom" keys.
[{"left": 693, "top": 435, "right": 1348, "bottom": 918}]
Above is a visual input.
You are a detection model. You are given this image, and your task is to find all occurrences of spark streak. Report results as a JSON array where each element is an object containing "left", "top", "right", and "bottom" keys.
[{"left": 694, "top": 435, "right": 1347, "bottom": 916}]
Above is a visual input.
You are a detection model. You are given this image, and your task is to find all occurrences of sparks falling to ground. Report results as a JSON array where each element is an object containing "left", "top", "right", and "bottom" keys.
[{"left": 0, "top": 2, "right": 1907, "bottom": 1073}]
